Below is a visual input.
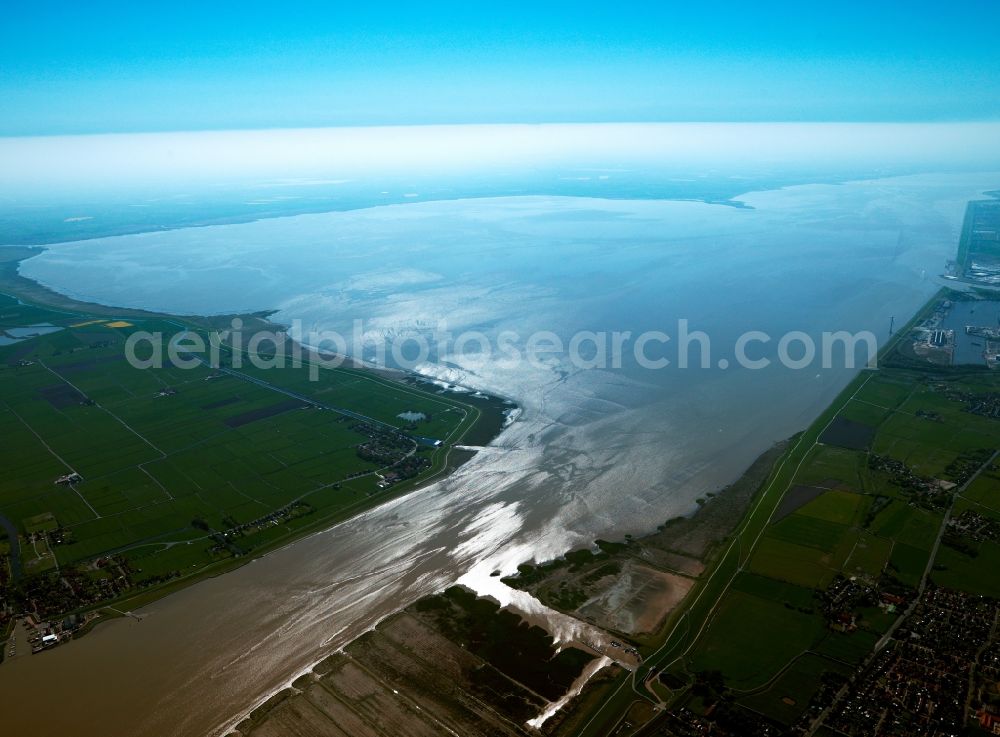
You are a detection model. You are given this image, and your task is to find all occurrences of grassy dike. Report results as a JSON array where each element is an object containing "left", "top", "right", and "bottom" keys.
[{"left": 573, "top": 291, "right": 946, "bottom": 737}]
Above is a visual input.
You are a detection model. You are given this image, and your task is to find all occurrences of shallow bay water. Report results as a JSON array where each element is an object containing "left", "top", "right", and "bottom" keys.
[{"left": 2, "top": 172, "right": 997, "bottom": 736}]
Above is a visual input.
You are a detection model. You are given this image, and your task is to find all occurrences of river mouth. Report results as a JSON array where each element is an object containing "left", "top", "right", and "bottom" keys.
[{"left": 1, "top": 172, "right": 998, "bottom": 737}]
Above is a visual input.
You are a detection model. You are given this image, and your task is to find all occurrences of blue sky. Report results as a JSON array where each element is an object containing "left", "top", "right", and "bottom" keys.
[{"left": 3, "top": 1, "right": 999, "bottom": 135}]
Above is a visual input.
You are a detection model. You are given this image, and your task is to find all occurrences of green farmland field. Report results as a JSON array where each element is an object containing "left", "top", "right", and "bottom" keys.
[
  {"left": 659, "top": 298, "right": 1000, "bottom": 732},
  {"left": 688, "top": 589, "right": 827, "bottom": 689},
  {"left": 0, "top": 296, "right": 506, "bottom": 619}
]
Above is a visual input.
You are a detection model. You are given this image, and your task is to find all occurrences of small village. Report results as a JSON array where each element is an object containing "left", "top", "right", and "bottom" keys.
[{"left": 821, "top": 587, "right": 999, "bottom": 737}]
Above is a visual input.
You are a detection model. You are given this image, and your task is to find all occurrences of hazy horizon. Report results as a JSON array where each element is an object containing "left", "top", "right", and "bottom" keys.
[{"left": 4, "top": 121, "right": 1000, "bottom": 191}]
